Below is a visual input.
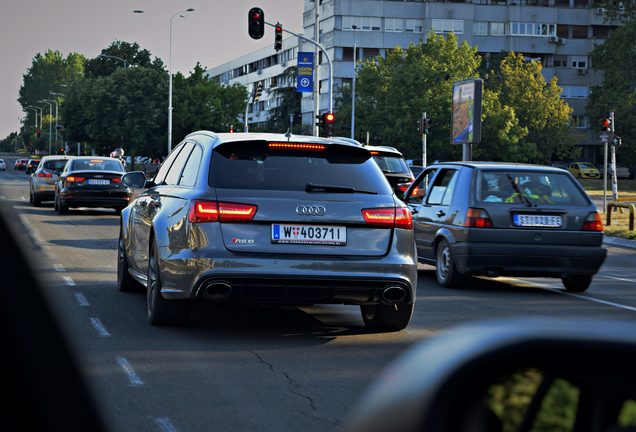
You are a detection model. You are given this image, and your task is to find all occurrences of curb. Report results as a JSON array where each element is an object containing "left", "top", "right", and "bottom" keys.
[{"left": 603, "top": 236, "right": 636, "bottom": 250}]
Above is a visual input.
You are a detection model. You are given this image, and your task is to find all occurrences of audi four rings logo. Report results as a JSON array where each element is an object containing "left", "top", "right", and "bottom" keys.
[{"left": 296, "top": 205, "right": 327, "bottom": 216}]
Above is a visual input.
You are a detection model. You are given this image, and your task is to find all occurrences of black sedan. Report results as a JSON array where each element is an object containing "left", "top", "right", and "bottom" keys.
[{"left": 54, "top": 157, "right": 131, "bottom": 214}]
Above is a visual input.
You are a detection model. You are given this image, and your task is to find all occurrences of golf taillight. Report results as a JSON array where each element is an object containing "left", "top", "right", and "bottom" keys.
[
  {"left": 66, "top": 176, "right": 85, "bottom": 183},
  {"left": 397, "top": 182, "right": 412, "bottom": 193},
  {"left": 37, "top": 171, "right": 52, "bottom": 178},
  {"left": 362, "top": 207, "right": 413, "bottom": 230},
  {"left": 464, "top": 208, "right": 493, "bottom": 228},
  {"left": 189, "top": 201, "right": 257, "bottom": 223},
  {"left": 582, "top": 212, "right": 603, "bottom": 231},
  {"left": 111, "top": 177, "right": 122, "bottom": 183}
]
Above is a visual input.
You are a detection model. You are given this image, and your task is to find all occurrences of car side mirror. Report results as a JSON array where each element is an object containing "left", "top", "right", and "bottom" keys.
[
  {"left": 121, "top": 171, "right": 148, "bottom": 189},
  {"left": 345, "top": 319, "right": 636, "bottom": 432}
]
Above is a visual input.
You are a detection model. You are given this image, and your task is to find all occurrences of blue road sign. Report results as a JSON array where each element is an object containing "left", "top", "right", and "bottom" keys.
[{"left": 296, "top": 52, "right": 314, "bottom": 93}]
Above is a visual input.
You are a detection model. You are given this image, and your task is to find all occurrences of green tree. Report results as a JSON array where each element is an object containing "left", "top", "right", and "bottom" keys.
[
  {"left": 588, "top": 21, "right": 636, "bottom": 164},
  {"left": 84, "top": 41, "right": 164, "bottom": 78},
  {"left": 485, "top": 52, "right": 576, "bottom": 163},
  {"left": 172, "top": 63, "right": 247, "bottom": 141},
  {"left": 262, "top": 67, "right": 305, "bottom": 134}
]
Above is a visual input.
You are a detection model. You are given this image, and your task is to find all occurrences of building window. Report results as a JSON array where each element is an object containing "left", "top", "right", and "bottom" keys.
[
  {"left": 571, "top": 115, "right": 588, "bottom": 129},
  {"left": 432, "top": 19, "right": 464, "bottom": 34},
  {"left": 551, "top": 55, "right": 568, "bottom": 68},
  {"left": 571, "top": 25, "right": 588, "bottom": 39},
  {"left": 473, "top": 21, "right": 488, "bottom": 35},
  {"left": 490, "top": 22, "right": 505, "bottom": 36},
  {"left": 509, "top": 22, "right": 556, "bottom": 37},
  {"left": 570, "top": 56, "right": 588, "bottom": 69},
  {"left": 561, "top": 85, "right": 589, "bottom": 99},
  {"left": 557, "top": 24, "right": 569, "bottom": 38},
  {"left": 386, "top": 18, "right": 404, "bottom": 32},
  {"left": 343, "top": 16, "right": 381, "bottom": 31},
  {"left": 404, "top": 19, "right": 424, "bottom": 33}
]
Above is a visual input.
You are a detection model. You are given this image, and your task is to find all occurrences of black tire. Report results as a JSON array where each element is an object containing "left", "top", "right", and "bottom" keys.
[
  {"left": 31, "top": 190, "right": 42, "bottom": 207},
  {"left": 117, "top": 226, "right": 142, "bottom": 293},
  {"left": 114, "top": 206, "right": 125, "bottom": 214},
  {"left": 361, "top": 303, "right": 414, "bottom": 331},
  {"left": 561, "top": 275, "right": 593, "bottom": 293},
  {"left": 435, "top": 239, "right": 466, "bottom": 288},
  {"left": 55, "top": 193, "right": 68, "bottom": 215},
  {"left": 147, "top": 239, "right": 191, "bottom": 326}
]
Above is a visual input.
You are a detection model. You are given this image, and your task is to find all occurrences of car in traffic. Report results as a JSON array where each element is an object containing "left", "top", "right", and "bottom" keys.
[
  {"left": 568, "top": 161, "right": 600, "bottom": 179},
  {"left": 0, "top": 158, "right": 6, "bottom": 171},
  {"left": 24, "top": 158, "right": 41, "bottom": 175},
  {"left": 403, "top": 161, "right": 607, "bottom": 291},
  {"left": 409, "top": 165, "right": 424, "bottom": 177},
  {"left": 29, "top": 156, "right": 73, "bottom": 206},
  {"left": 118, "top": 131, "right": 417, "bottom": 330},
  {"left": 600, "top": 163, "right": 631, "bottom": 179},
  {"left": 367, "top": 145, "right": 415, "bottom": 196},
  {"left": 54, "top": 156, "right": 130, "bottom": 214},
  {"left": 14, "top": 158, "right": 28, "bottom": 170}
]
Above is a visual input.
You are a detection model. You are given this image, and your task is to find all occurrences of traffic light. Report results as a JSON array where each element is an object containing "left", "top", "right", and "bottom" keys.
[
  {"left": 229, "top": 125, "right": 235, "bottom": 133},
  {"left": 419, "top": 115, "right": 431, "bottom": 135},
  {"left": 253, "top": 81, "right": 263, "bottom": 102},
  {"left": 323, "top": 112, "right": 335, "bottom": 137},
  {"left": 248, "top": 7, "right": 265, "bottom": 39},
  {"left": 35, "top": 128, "right": 41, "bottom": 138},
  {"left": 274, "top": 23, "right": 283, "bottom": 52},
  {"left": 612, "top": 135, "right": 622, "bottom": 147},
  {"left": 601, "top": 118, "right": 612, "bottom": 132}
]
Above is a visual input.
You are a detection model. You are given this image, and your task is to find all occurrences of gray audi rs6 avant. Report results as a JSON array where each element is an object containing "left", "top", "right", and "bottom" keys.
[{"left": 118, "top": 132, "right": 417, "bottom": 330}]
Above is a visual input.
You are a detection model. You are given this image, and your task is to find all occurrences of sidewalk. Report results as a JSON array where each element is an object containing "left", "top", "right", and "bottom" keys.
[{"left": 603, "top": 235, "right": 636, "bottom": 250}]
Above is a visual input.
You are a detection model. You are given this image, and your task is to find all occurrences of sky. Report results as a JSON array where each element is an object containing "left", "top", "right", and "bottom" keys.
[{"left": 0, "top": 0, "right": 304, "bottom": 138}]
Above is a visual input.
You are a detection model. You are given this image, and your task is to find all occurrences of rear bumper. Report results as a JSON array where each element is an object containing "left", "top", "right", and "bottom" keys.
[
  {"left": 60, "top": 189, "right": 131, "bottom": 208},
  {"left": 452, "top": 242, "right": 607, "bottom": 277}
]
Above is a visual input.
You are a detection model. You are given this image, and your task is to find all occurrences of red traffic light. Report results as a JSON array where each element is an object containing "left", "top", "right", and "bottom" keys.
[
  {"left": 252, "top": 12, "right": 260, "bottom": 20},
  {"left": 275, "top": 25, "right": 282, "bottom": 32},
  {"left": 324, "top": 112, "right": 335, "bottom": 123},
  {"left": 602, "top": 119, "right": 611, "bottom": 128},
  {"left": 248, "top": 7, "right": 265, "bottom": 39}
]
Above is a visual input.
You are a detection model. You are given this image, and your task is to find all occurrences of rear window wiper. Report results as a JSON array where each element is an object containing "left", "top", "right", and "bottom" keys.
[
  {"left": 506, "top": 174, "right": 533, "bottom": 207},
  {"left": 305, "top": 183, "right": 377, "bottom": 195}
]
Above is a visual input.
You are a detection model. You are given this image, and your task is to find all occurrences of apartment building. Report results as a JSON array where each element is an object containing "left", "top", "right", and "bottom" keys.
[{"left": 206, "top": 0, "right": 619, "bottom": 160}]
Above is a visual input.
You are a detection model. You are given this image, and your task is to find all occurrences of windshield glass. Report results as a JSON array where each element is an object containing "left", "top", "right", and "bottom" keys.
[
  {"left": 478, "top": 170, "right": 589, "bottom": 205},
  {"left": 578, "top": 163, "right": 596, "bottom": 169},
  {"left": 70, "top": 159, "right": 124, "bottom": 172},
  {"left": 372, "top": 155, "right": 410, "bottom": 174},
  {"left": 43, "top": 159, "right": 69, "bottom": 172},
  {"left": 211, "top": 140, "right": 392, "bottom": 194}
]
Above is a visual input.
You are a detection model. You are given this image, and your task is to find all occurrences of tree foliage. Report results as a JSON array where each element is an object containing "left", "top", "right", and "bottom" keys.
[
  {"left": 262, "top": 67, "right": 305, "bottom": 134},
  {"left": 588, "top": 20, "right": 636, "bottom": 164},
  {"left": 84, "top": 41, "right": 164, "bottom": 78}
]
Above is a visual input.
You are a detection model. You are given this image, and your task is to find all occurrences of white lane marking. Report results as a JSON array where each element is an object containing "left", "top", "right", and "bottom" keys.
[
  {"left": 63, "top": 276, "right": 76, "bottom": 286},
  {"left": 116, "top": 356, "right": 144, "bottom": 386},
  {"left": 601, "top": 275, "right": 636, "bottom": 284},
  {"left": 54, "top": 264, "right": 65, "bottom": 272},
  {"left": 74, "top": 292, "right": 89, "bottom": 307},
  {"left": 155, "top": 417, "right": 179, "bottom": 432},
  {"left": 0, "top": 195, "right": 6, "bottom": 200},
  {"left": 18, "top": 213, "right": 46, "bottom": 245},
  {"left": 541, "top": 287, "right": 636, "bottom": 313},
  {"left": 89, "top": 317, "right": 111, "bottom": 337},
  {"left": 20, "top": 196, "right": 27, "bottom": 201}
]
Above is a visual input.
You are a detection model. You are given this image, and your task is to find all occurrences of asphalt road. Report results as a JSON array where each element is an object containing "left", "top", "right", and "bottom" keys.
[{"left": 2, "top": 153, "right": 636, "bottom": 432}]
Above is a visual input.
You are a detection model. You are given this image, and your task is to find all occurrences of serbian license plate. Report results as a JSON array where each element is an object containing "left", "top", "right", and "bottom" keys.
[
  {"left": 513, "top": 214, "right": 563, "bottom": 228},
  {"left": 87, "top": 179, "right": 110, "bottom": 185},
  {"left": 271, "top": 224, "right": 346, "bottom": 245}
]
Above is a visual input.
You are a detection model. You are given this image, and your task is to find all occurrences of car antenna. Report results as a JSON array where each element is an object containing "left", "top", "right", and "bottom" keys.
[{"left": 284, "top": 129, "right": 292, "bottom": 141}]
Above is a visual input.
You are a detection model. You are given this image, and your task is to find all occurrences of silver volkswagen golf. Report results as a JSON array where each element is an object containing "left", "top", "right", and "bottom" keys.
[{"left": 119, "top": 132, "right": 417, "bottom": 330}]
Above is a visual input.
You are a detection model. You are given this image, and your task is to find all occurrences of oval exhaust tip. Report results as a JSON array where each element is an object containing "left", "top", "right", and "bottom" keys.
[
  {"left": 382, "top": 285, "right": 407, "bottom": 304},
  {"left": 205, "top": 281, "right": 232, "bottom": 299}
]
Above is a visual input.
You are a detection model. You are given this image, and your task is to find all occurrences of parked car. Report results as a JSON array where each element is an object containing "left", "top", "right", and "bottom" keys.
[
  {"left": 0, "top": 158, "right": 6, "bottom": 171},
  {"left": 403, "top": 161, "right": 607, "bottom": 291},
  {"left": 29, "top": 156, "right": 73, "bottom": 206},
  {"left": 599, "top": 164, "right": 631, "bottom": 179},
  {"left": 119, "top": 132, "right": 417, "bottom": 330},
  {"left": 14, "top": 158, "right": 28, "bottom": 170},
  {"left": 367, "top": 145, "right": 415, "bottom": 195},
  {"left": 54, "top": 156, "right": 129, "bottom": 214},
  {"left": 568, "top": 161, "right": 600, "bottom": 179},
  {"left": 25, "top": 158, "right": 41, "bottom": 175}
]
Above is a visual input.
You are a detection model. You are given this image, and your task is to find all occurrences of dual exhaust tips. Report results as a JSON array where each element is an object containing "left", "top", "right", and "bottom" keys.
[{"left": 202, "top": 280, "right": 408, "bottom": 304}]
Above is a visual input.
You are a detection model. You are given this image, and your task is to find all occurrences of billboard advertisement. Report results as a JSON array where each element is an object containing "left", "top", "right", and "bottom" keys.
[{"left": 451, "top": 79, "right": 483, "bottom": 145}]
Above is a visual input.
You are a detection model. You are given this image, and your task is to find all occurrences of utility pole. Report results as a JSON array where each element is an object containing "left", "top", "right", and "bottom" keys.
[
  {"left": 610, "top": 111, "right": 619, "bottom": 202},
  {"left": 313, "top": 2, "right": 320, "bottom": 137}
]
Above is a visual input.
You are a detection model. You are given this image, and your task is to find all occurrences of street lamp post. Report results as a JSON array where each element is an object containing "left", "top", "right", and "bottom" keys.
[
  {"left": 38, "top": 100, "right": 53, "bottom": 155},
  {"left": 26, "top": 106, "right": 39, "bottom": 128},
  {"left": 168, "top": 8, "right": 195, "bottom": 153},
  {"left": 42, "top": 99, "right": 59, "bottom": 145},
  {"left": 351, "top": 25, "right": 358, "bottom": 140},
  {"left": 98, "top": 54, "right": 127, "bottom": 69}
]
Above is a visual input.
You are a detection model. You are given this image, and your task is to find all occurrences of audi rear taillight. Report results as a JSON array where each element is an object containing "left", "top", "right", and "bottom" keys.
[
  {"left": 362, "top": 207, "right": 413, "bottom": 230},
  {"left": 189, "top": 201, "right": 257, "bottom": 223},
  {"left": 464, "top": 208, "right": 493, "bottom": 228},
  {"left": 397, "top": 183, "right": 412, "bottom": 193},
  {"left": 111, "top": 177, "right": 122, "bottom": 183},
  {"left": 66, "top": 176, "right": 85, "bottom": 183},
  {"left": 582, "top": 212, "right": 603, "bottom": 231}
]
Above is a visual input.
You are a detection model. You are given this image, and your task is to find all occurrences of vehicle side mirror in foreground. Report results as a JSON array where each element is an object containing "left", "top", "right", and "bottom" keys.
[
  {"left": 345, "top": 319, "right": 636, "bottom": 432},
  {"left": 121, "top": 171, "right": 148, "bottom": 188}
]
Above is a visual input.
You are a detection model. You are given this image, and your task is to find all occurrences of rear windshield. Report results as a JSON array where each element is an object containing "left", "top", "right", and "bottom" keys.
[
  {"left": 210, "top": 140, "right": 392, "bottom": 194},
  {"left": 577, "top": 163, "right": 597, "bottom": 169},
  {"left": 43, "top": 159, "right": 68, "bottom": 172},
  {"left": 70, "top": 159, "right": 123, "bottom": 172},
  {"left": 478, "top": 170, "right": 589, "bottom": 205},
  {"left": 372, "top": 154, "right": 410, "bottom": 175}
]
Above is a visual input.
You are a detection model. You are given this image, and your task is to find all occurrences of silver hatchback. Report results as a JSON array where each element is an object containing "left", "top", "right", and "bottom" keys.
[
  {"left": 29, "top": 156, "right": 73, "bottom": 206},
  {"left": 119, "top": 132, "right": 417, "bottom": 330}
]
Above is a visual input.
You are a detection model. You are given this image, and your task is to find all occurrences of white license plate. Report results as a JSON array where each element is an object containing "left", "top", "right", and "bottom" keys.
[
  {"left": 87, "top": 179, "right": 110, "bottom": 185},
  {"left": 513, "top": 214, "right": 562, "bottom": 228},
  {"left": 271, "top": 224, "right": 346, "bottom": 245}
]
